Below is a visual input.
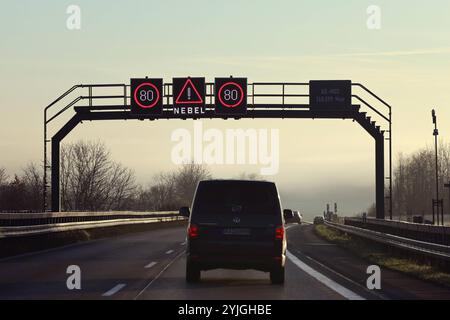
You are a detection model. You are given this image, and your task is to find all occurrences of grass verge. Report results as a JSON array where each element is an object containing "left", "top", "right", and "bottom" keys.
[{"left": 314, "top": 224, "right": 450, "bottom": 288}]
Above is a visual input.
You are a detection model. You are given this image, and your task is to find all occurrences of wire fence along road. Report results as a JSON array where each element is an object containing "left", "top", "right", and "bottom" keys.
[
  {"left": 325, "top": 221, "right": 450, "bottom": 262},
  {"left": 0, "top": 211, "right": 183, "bottom": 238}
]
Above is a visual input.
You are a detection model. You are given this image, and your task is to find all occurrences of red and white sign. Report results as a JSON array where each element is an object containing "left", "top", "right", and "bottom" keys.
[{"left": 173, "top": 77, "right": 206, "bottom": 115}]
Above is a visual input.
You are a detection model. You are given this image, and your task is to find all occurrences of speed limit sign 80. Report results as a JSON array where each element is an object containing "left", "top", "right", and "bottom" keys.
[
  {"left": 214, "top": 77, "right": 247, "bottom": 115},
  {"left": 130, "top": 78, "right": 163, "bottom": 114}
]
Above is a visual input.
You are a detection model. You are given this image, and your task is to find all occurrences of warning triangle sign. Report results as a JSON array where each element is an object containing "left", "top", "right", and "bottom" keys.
[{"left": 175, "top": 78, "right": 204, "bottom": 104}]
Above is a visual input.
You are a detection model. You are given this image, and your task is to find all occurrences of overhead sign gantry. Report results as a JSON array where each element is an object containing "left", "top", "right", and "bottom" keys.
[{"left": 43, "top": 77, "right": 392, "bottom": 220}]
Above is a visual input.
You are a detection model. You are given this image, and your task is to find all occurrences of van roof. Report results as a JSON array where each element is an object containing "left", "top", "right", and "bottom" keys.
[{"left": 199, "top": 179, "right": 275, "bottom": 184}]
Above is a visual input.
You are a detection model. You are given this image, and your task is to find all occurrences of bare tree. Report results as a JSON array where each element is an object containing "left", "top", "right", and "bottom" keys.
[
  {"left": 236, "top": 172, "right": 262, "bottom": 180},
  {"left": 0, "top": 165, "right": 44, "bottom": 211},
  {"left": 367, "top": 203, "right": 376, "bottom": 217},
  {"left": 0, "top": 167, "right": 7, "bottom": 186},
  {"left": 104, "top": 163, "right": 136, "bottom": 210},
  {"left": 174, "top": 163, "right": 211, "bottom": 206},
  {"left": 137, "top": 163, "right": 212, "bottom": 211},
  {"left": 392, "top": 141, "right": 450, "bottom": 221},
  {"left": 60, "top": 141, "right": 136, "bottom": 211},
  {"left": 0, "top": 167, "right": 8, "bottom": 210},
  {"left": 22, "top": 163, "right": 43, "bottom": 210},
  {"left": 147, "top": 172, "right": 178, "bottom": 211}
]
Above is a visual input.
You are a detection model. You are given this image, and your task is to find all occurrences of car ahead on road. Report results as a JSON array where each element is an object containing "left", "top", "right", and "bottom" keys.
[
  {"left": 283, "top": 209, "right": 302, "bottom": 224},
  {"left": 179, "top": 180, "right": 288, "bottom": 285},
  {"left": 292, "top": 211, "right": 302, "bottom": 224},
  {"left": 313, "top": 216, "right": 324, "bottom": 225}
]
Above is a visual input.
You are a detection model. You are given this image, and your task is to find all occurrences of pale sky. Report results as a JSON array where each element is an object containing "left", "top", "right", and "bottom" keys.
[{"left": 1, "top": 1, "right": 449, "bottom": 218}]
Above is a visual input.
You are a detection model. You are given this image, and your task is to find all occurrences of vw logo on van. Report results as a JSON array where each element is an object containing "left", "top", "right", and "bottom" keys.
[
  {"left": 231, "top": 205, "right": 242, "bottom": 213},
  {"left": 233, "top": 217, "right": 241, "bottom": 224}
]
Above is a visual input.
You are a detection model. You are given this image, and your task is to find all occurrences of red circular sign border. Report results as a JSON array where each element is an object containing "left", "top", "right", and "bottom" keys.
[
  {"left": 133, "top": 82, "right": 160, "bottom": 109},
  {"left": 218, "top": 82, "right": 244, "bottom": 108}
]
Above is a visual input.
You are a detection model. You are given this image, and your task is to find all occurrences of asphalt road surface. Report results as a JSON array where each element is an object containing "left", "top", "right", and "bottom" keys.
[{"left": 1, "top": 223, "right": 450, "bottom": 300}]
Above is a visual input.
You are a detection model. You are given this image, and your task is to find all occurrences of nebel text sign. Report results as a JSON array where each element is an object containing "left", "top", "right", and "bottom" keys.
[
  {"left": 215, "top": 77, "right": 247, "bottom": 115},
  {"left": 131, "top": 78, "right": 163, "bottom": 114},
  {"left": 309, "top": 80, "right": 352, "bottom": 108},
  {"left": 173, "top": 77, "right": 205, "bottom": 115}
]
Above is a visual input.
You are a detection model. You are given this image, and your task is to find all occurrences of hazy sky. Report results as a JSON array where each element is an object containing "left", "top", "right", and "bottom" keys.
[{"left": 1, "top": 1, "right": 449, "bottom": 217}]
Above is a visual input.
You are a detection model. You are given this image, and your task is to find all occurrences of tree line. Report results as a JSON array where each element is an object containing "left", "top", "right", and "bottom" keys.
[
  {"left": 366, "top": 141, "right": 450, "bottom": 219},
  {"left": 2, "top": 140, "right": 448, "bottom": 216},
  {"left": 0, "top": 141, "right": 211, "bottom": 212},
  {"left": 391, "top": 141, "right": 450, "bottom": 220}
]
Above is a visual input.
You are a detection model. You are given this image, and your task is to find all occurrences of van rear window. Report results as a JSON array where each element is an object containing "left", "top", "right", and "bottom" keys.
[{"left": 192, "top": 181, "right": 280, "bottom": 215}]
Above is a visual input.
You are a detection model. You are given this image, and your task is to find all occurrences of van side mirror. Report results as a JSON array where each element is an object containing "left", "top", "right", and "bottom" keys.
[
  {"left": 283, "top": 209, "right": 294, "bottom": 220},
  {"left": 179, "top": 207, "right": 191, "bottom": 218}
]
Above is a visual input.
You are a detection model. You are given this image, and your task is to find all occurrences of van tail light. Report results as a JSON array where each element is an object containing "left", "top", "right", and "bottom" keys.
[
  {"left": 275, "top": 226, "right": 284, "bottom": 240},
  {"left": 188, "top": 224, "right": 199, "bottom": 238}
]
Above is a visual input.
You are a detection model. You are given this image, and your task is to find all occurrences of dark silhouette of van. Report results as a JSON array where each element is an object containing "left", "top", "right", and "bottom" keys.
[{"left": 179, "top": 180, "right": 287, "bottom": 284}]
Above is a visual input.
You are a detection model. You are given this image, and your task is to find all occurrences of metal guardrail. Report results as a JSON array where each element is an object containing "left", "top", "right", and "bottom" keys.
[
  {"left": 325, "top": 221, "right": 450, "bottom": 262},
  {"left": 0, "top": 211, "right": 185, "bottom": 238},
  {"left": 344, "top": 217, "right": 450, "bottom": 246},
  {"left": 0, "top": 211, "right": 179, "bottom": 226}
]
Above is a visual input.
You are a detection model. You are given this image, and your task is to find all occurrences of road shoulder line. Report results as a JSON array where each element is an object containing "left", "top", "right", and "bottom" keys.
[{"left": 286, "top": 250, "right": 365, "bottom": 300}]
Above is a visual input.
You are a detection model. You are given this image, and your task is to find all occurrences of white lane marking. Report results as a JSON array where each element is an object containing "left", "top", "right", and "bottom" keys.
[
  {"left": 102, "top": 284, "right": 126, "bottom": 297},
  {"left": 134, "top": 250, "right": 185, "bottom": 300},
  {"left": 166, "top": 250, "right": 174, "bottom": 254},
  {"left": 180, "top": 241, "right": 187, "bottom": 246},
  {"left": 286, "top": 250, "right": 365, "bottom": 300},
  {"left": 285, "top": 222, "right": 311, "bottom": 231},
  {"left": 299, "top": 250, "right": 387, "bottom": 300},
  {"left": 144, "top": 261, "right": 158, "bottom": 269}
]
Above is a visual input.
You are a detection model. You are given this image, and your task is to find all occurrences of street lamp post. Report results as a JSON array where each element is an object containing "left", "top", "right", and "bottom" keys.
[{"left": 431, "top": 109, "right": 441, "bottom": 225}]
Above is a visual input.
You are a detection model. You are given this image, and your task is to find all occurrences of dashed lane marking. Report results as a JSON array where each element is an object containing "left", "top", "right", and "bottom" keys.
[
  {"left": 102, "top": 284, "right": 126, "bottom": 297},
  {"left": 144, "top": 262, "right": 158, "bottom": 269},
  {"left": 134, "top": 250, "right": 185, "bottom": 300}
]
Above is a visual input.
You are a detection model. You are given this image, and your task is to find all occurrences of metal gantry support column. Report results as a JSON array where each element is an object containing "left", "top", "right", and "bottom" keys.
[
  {"left": 352, "top": 83, "right": 392, "bottom": 220},
  {"left": 354, "top": 111, "right": 386, "bottom": 219},
  {"left": 50, "top": 114, "right": 81, "bottom": 212},
  {"left": 43, "top": 85, "right": 82, "bottom": 211},
  {"left": 375, "top": 135, "right": 385, "bottom": 219},
  {"left": 50, "top": 138, "right": 60, "bottom": 212}
]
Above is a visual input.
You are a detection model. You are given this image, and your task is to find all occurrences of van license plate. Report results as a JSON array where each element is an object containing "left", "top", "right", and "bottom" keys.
[{"left": 222, "top": 228, "right": 251, "bottom": 236}]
